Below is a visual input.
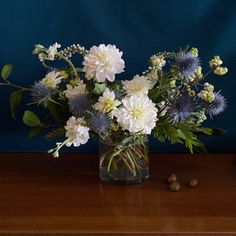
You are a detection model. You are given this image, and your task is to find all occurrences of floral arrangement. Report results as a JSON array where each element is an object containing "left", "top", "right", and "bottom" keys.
[{"left": 0, "top": 43, "right": 228, "bottom": 184}]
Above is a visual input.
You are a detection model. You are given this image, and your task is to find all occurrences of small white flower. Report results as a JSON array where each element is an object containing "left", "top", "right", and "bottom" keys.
[
  {"left": 47, "top": 42, "right": 61, "bottom": 61},
  {"left": 38, "top": 52, "right": 47, "bottom": 62},
  {"left": 65, "top": 116, "right": 90, "bottom": 147},
  {"left": 64, "top": 83, "right": 87, "bottom": 98},
  {"left": 122, "top": 75, "right": 152, "bottom": 96},
  {"left": 94, "top": 88, "right": 121, "bottom": 116},
  {"left": 114, "top": 94, "right": 158, "bottom": 134},
  {"left": 33, "top": 44, "right": 45, "bottom": 54},
  {"left": 82, "top": 44, "right": 125, "bottom": 83},
  {"left": 41, "top": 71, "right": 64, "bottom": 89},
  {"left": 150, "top": 55, "right": 166, "bottom": 70}
]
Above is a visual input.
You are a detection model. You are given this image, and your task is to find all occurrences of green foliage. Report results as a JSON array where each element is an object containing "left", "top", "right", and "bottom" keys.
[
  {"left": 23, "top": 110, "right": 41, "bottom": 127},
  {"left": 149, "top": 72, "right": 177, "bottom": 103},
  {"left": 9, "top": 90, "right": 22, "bottom": 119},
  {"left": 154, "top": 120, "right": 213, "bottom": 153},
  {"left": 154, "top": 122, "right": 182, "bottom": 144},
  {"left": 47, "top": 101, "right": 64, "bottom": 122},
  {"left": 45, "top": 127, "right": 65, "bottom": 140},
  {"left": 28, "top": 126, "right": 43, "bottom": 138},
  {"left": 211, "top": 127, "right": 226, "bottom": 136},
  {"left": 1, "top": 64, "right": 13, "bottom": 81},
  {"left": 92, "top": 83, "right": 106, "bottom": 95}
]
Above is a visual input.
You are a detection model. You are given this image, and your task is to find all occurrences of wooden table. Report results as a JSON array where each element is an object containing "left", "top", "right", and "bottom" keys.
[{"left": 0, "top": 153, "right": 235, "bottom": 235}]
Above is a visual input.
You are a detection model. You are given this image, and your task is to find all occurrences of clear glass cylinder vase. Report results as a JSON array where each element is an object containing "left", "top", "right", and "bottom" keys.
[{"left": 99, "top": 135, "right": 149, "bottom": 185}]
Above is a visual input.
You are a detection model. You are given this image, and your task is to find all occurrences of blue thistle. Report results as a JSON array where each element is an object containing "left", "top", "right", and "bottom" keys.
[
  {"left": 205, "top": 92, "right": 227, "bottom": 117},
  {"left": 114, "top": 89, "right": 125, "bottom": 100},
  {"left": 31, "top": 81, "right": 54, "bottom": 107},
  {"left": 169, "top": 94, "right": 193, "bottom": 123},
  {"left": 89, "top": 112, "right": 111, "bottom": 134},
  {"left": 175, "top": 52, "right": 200, "bottom": 77},
  {"left": 68, "top": 94, "right": 91, "bottom": 118}
]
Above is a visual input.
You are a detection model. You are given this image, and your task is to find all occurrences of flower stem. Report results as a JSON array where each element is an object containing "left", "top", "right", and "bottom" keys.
[
  {"left": 57, "top": 53, "right": 79, "bottom": 79},
  {"left": 0, "top": 82, "right": 31, "bottom": 91}
]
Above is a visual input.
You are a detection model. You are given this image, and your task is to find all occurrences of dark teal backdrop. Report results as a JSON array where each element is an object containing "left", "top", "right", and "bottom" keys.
[{"left": 0, "top": 0, "right": 235, "bottom": 153}]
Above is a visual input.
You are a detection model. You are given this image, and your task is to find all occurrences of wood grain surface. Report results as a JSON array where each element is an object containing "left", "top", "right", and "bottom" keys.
[{"left": 0, "top": 153, "right": 235, "bottom": 235}]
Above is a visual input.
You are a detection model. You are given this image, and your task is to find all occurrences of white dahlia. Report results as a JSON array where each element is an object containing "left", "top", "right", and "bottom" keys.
[
  {"left": 122, "top": 75, "right": 152, "bottom": 96},
  {"left": 114, "top": 94, "right": 158, "bottom": 134},
  {"left": 41, "top": 71, "right": 64, "bottom": 89},
  {"left": 82, "top": 44, "right": 125, "bottom": 82},
  {"left": 65, "top": 116, "right": 90, "bottom": 147},
  {"left": 64, "top": 83, "right": 87, "bottom": 98},
  {"left": 94, "top": 88, "right": 121, "bottom": 116}
]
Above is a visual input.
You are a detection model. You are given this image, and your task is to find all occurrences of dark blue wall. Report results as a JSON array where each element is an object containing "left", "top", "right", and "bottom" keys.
[{"left": 0, "top": 0, "right": 235, "bottom": 153}]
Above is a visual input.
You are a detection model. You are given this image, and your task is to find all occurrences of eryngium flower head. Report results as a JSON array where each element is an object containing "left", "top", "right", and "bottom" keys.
[
  {"left": 68, "top": 94, "right": 91, "bottom": 118},
  {"left": 89, "top": 112, "right": 111, "bottom": 134},
  {"left": 31, "top": 81, "right": 55, "bottom": 107},
  {"left": 169, "top": 94, "right": 193, "bottom": 123},
  {"left": 114, "top": 89, "right": 126, "bottom": 100},
  {"left": 205, "top": 92, "right": 226, "bottom": 117},
  {"left": 175, "top": 52, "right": 200, "bottom": 77}
]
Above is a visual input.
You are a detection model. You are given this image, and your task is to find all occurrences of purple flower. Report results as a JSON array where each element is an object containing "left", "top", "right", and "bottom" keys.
[
  {"left": 175, "top": 52, "right": 200, "bottom": 77},
  {"left": 169, "top": 94, "right": 193, "bottom": 123},
  {"left": 68, "top": 94, "right": 91, "bottom": 118},
  {"left": 206, "top": 92, "right": 227, "bottom": 117},
  {"left": 31, "top": 81, "right": 54, "bottom": 107},
  {"left": 89, "top": 112, "right": 111, "bottom": 134}
]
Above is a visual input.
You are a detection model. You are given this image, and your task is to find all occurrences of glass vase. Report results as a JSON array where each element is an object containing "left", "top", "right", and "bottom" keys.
[{"left": 99, "top": 135, "right": 149, "bottom": 185}]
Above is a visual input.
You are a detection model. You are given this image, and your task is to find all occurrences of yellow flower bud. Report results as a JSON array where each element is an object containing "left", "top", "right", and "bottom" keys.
[
  {"left": 150, "top": 55, "right": 166, "bottom": 69},
  {"left": 189, "top": 90, "right": 196, "bottom": 96},
  {"left": 190, "top": 47, "right": 198, "bottom": 56},
  {"left": 214, "top": 66, "right": 228, "bottom": 75},
  {"left": 170, "top": 80, "right": 176, "bottom": 88},
  {"left": 60, "top": 70, "right": 70, "bottom": 79},
  {"left": 207, "top": 92, "right": 215, "bottom": 102},
  {"left": 69, "top": 79, "right": 79, "bottom": 87},
  {"left": 195, "top": 66, "right": 203, "bottom": 79},
  {"left": 209, "top": 55, "right": 223, "bottom": 68}
]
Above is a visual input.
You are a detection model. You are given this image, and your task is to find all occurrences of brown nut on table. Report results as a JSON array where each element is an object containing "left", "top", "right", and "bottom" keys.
[
  {"left": 169, "top": 181, "right": 181, "bottom": 192},
  {"left": 188, "top": 178, "right": 198, "bottom": 188},
  {"left": 168, "top": 174, "right": 177, "bottom": 183}
]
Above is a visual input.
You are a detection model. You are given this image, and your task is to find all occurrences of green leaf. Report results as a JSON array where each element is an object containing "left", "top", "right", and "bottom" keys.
[
  {"left": 47, "top": 101, "right": 63, "bottom": 122},
  {"left": 9, "top": 90, "right": 22, "bottom": 119},
  {"left": 211, "top": 128, "right": 226, "bottom": 136},
  {"left": 122, "top": 136, "right": 133, "bottom": 145},
  {"left": 28, "top": 126, "right": 43, "bottom": 138},
  {"left": 45, "top": 127, "right": 65, "bottom": 140},
  {"left": 92, "top": 83, "right": 106, "bottom": 95},
  {"left": 1, "top": 64, "right": 13, "bottom": 81},
  {"left": 23, "top": 110, "right": 41, "bottom": 127}
]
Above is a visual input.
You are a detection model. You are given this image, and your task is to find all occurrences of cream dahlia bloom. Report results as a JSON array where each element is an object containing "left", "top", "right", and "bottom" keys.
[
  {"left": 82, "top": 44, "right": 125, "bottom": 82},
  {"left": 94, "top": 88, "right": 121, "bottom": 116},
  {"left": 122, "top": 75, "right": 152, "bottom": 96},
  {"left": 41, "top": 71, "right": 64, "bottom": 89},
  {"left": 64, "top": 83, "right": 87, "bottom": 98},
  {"left": 65, "top": 116, "right": 90, "bottom": 147},
  {"left": 114, "top": 94, "right": 158, "bottom": 134}
]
